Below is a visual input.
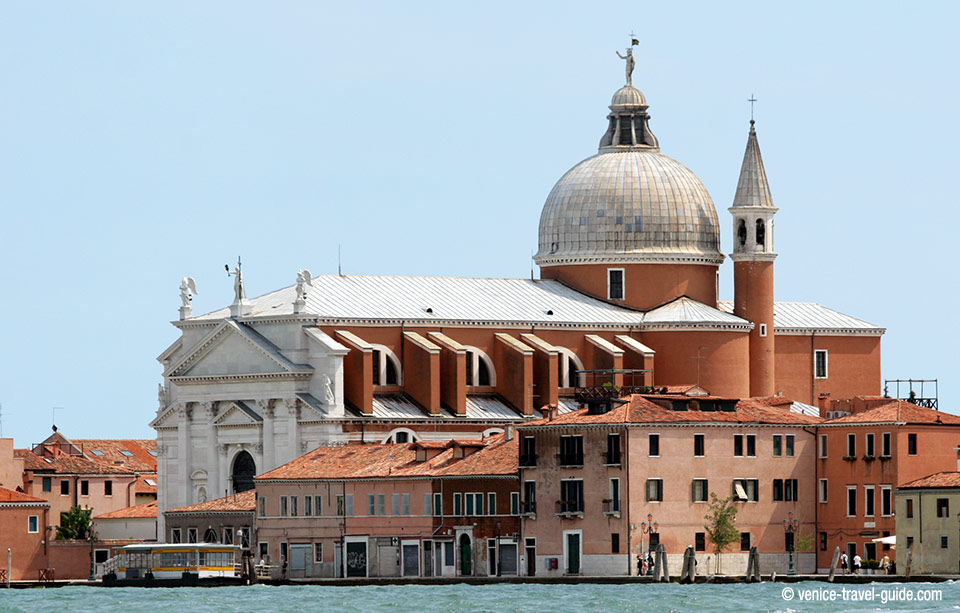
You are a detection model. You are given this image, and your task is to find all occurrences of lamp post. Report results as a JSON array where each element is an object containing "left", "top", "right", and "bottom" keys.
[
  {"left": 88, "top": 522, "right": 96, "bottom": 582},
  {"left": 640, "top": 513, "right": 659, "bottom": 575},
  {"left": 495, "top": 520, "right": 502, "bottom": 577},
  {"left": 783, "top": 511, "right": 799, "bottom": 575}
]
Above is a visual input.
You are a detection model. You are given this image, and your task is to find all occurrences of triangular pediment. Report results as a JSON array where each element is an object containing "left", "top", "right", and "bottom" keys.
[
  {"left": 214, "top": 401, "right": 262, "bottom": 425},
  {"left": 150, "top": 404, "right": 181, "bottom": 429},
  {"left": 167, "top": 320, "right": 311, "bottom": 380}
]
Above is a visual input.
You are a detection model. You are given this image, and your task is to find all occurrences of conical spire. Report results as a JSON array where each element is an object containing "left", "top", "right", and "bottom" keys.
[{"left": 732, "top": 121, "right": 776, "bottom": 209}]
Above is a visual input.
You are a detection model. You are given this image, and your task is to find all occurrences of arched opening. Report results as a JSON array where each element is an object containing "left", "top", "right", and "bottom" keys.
[
  {"left": 555, "top": 347, "right": 584, "bottom": 388},
  {"left": 196, "top": 487, "right": 207, "bottom": 503},
  {"left": 464, "top": 347, "right": 496, "bottom": 387},
  {"left": 381, "top": 428, "right": 419, "bottom": 444},
  {"left": 755, "top": 219, "right": 765, "bottom": 247},
  {"left": 371, "top": 345, "right": 402, "bottom": 386},
  {"left": 204, "top": 527, "right": 219, "bottom": 543},
  {"left": 232, "top": 451, "right": 256, "bottom": 493},
  {"left": 459, "top": 533, "right": 472, "bottom": 576},
  {"left": 737, "top": 218, "right": 747, "bottom": 247}
]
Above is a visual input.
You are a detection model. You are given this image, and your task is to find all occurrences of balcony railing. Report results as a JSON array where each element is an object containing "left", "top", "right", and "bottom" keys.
[
  {"left": 602, "top": 450, "right": 622, "bottom": 466},
  {"left": 556, "top": 453, "right": 584, "bottom": 467},
  {"left": 519, "top": 453, "right": 538, "bottom": 468},
  {"left": 602, "top": 499, "right": 621, "bottom": 515},
  {"left": 556, "top": 500, "right": 585, "bottom": 517}
]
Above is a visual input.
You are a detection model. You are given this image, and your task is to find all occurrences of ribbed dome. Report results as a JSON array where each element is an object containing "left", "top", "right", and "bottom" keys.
[
  {"left": 610, "top": 85, "right": 646, "bottom": 108},
  {"left": 535, "top": 150, "right": 724, "bottom": 265}
]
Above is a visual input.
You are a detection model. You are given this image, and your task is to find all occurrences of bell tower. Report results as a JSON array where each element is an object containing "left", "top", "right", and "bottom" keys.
[{"left": 729, "top": 119, "right": 777, "bottom": 397}]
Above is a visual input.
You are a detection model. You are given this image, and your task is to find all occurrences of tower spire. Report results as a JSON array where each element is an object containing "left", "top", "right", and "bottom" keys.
[{"left": 732, "top": 120, "right": 776, "bottom": 211}]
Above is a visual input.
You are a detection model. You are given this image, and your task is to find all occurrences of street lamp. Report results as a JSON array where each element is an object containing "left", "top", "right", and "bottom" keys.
[
  {"left": 783, "top": 511, "right": 799, "bottom": 575},
  {"left": 495, "top": 520, "right": 502, "bottom": 577},
  {"left": 640, "top": 513, "right": 659, "bottom": 575}
]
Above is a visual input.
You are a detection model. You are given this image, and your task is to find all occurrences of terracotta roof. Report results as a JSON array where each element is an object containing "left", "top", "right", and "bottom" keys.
[
  {"left": 257, "top": 435, "right": 518, "bottom": 481},
  {"left": 135, "top": 475, "right": 158, "bottom": 494},
  {"left": 95, "top": 500, "right": 158, "bottom": 519},
  {"left": 823, "top": 401, "right": 960, "bottom": 425},
  {"left": 166, "top": 489, "right": 258, "bottom": 514},
  {"left": 19, "top": 437, "right": 158, "bottom": 475},
  {"left": 520, "top": 395, "right": 822, "bottom": 428},
  {"left": 412, "top": 441, "right": 448, "bottom": 449},
  {"left": 446, "top": 439, "right": 487, "bottom": 448},
  {"left": 0, "top": 486, "right": 48, "bottom": 504},
  {"left": 73, "top": 439, "right": 158, "bottom": 472},
  {"left": 899, "top": 472, "right": 960, "bottom": 489}
]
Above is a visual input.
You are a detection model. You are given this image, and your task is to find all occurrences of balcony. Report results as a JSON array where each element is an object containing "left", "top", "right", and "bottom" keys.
[
  {"left": 556, "top": 500, "right": 584, "bottom": 518},
  {"left": 519, "top": 453, "right": 538, "bottom": 468},
  {"left": 556, "top": 453, "right": 584, "bottom": 467},
  {"left": 602, "top": 450, "right": 622, "bottom": 466},
  {"left": 520, "top": 501, "right": 536, "bottom": 517},
  {"left": 602, "top": 499, "right": 621, "bottom": 517}
]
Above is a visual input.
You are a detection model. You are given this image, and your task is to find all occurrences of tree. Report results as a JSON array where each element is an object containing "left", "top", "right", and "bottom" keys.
[
  {"left": 703, "top": 493, "right": 739, "bottom": 574},
  {"left": 56, "top": 506, "right": 95, "bottom": 540}
]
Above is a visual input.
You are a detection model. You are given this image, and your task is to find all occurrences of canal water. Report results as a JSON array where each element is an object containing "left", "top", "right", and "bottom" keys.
[{"left": 1, "top": 581, "right": 957, "bottom": 612}]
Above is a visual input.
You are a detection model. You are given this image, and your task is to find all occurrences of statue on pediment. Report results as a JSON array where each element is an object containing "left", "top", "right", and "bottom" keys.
[{"left": 179, "top": 277, "right": 198, "bottom": 307}]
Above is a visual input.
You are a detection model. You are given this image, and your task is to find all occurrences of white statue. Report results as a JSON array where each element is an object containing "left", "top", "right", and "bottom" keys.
[
  {"left": 179, "top": 277, "right": 198, "bottom": 307},
  {"left": 226, "top": 257, "right": 245, "bottom": 302},
  {"left": 323, "top": 374, "right": 335, "bottom": 405},
  {"left": 296, "top": 269, "right": 313, "bottom": 302},
  {"left": 616, "top": 47, "right": 636, "bottom": 86},
  {"left": 157, "top": 383, "right": 166, "bottom": 409}
]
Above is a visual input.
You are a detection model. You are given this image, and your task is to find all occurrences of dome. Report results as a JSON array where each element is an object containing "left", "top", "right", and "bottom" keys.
[
  {"left": 610, "top": 85, "right": 646, "bottom": 108},
  {"left": 535, "top": 151, "right": 723, "bottom": 265}
]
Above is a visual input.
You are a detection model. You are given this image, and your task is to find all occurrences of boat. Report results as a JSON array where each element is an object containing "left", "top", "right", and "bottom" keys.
[{"left": 102, "top": 543, "right": 244, "bottom": 586}]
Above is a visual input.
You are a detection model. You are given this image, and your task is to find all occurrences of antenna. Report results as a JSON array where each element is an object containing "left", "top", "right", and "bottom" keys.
[
  {"left": 530, "top": 250, "right": 534, "bottom": 280},
  {"left": 52, "top": 406, "right": 65, "bottom": 431},
  {"left": 338, "top": 244, "right": 342, "bottom": 276}
]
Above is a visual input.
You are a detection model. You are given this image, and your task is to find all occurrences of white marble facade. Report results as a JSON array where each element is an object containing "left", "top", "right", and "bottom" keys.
[{"left": 151, "top": 316, "right": 349, "bottom": 536}]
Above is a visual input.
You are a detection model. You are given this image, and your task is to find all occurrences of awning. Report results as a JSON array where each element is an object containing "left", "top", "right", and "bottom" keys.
[
  {"left": 734, "top": 482, "right": 748, "bottom": 501},
  {"left": 871, "top": 535, "right": 896, "bottom": 545}
]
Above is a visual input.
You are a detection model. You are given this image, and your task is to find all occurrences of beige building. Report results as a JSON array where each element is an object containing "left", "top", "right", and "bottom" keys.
[{"left": 895, "top": 471, "right": 960, "bottom": 575}]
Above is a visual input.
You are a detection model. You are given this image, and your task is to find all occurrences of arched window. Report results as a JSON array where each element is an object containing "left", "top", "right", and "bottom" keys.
[
  {"left": 755, "top": 219, "right": 765, "bottom": 247},
  {"left": 555, "top": 347, "right": 584, "bottom": 388},
  {"left": 737, "top": 219, "right": 747, "bottom": 247},
  {"left": 232, "top": 451, "right": 256, "bottom": 493},
  {"left": 204, "top": 527, "right": 219, "bottom": 543},
  {"left": 382, "top": 428, "right": 419, "bottom": 444},
  {"left": 371, "top": 345, "right": 402, "bottom": 386},
  {"left": 464, "top": 346, "right": 496, "bottom": 387}
]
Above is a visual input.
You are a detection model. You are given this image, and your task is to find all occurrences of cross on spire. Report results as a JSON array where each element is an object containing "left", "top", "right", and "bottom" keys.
[{"left": 748, "top": 94, "right": 757, "bottom": 122}]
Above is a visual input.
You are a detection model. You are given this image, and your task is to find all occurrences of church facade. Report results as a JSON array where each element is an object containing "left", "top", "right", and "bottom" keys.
[{"left": 152, "top": 62, "right": 883, "bottom": 535}]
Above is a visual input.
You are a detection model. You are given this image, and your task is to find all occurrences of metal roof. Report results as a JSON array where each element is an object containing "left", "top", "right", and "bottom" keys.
[
  {"left": 364, "top": 394, "right": 525, "bottom": 421},
  {"left": 193, "top": 275, "right": 749, "bottom": 329},
  {"left": 718, "top": 301, "right": 883, "bottom": 334}
]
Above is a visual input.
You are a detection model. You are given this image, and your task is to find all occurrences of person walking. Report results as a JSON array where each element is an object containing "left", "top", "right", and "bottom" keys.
[
  {"left": 881, "top": 554, "right": 891, "bottom": 575},
  {"left": 840, "top": 552, "right": 848, "bottom": 575},
  {"left": 852, "top": 553, "right": 862, "bottom": 575}
]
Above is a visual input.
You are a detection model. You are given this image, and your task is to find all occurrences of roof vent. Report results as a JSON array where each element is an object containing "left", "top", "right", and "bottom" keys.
[
  {"left": 425, "top": 307, "right": 433, "bottom": 314},
  {"left": 546, "top": 309, "right": 554, "bottom": 316}
]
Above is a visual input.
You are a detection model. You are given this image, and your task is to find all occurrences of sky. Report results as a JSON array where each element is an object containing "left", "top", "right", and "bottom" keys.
[{"left": 1, "top": 1, "right": 957, "bottom": 446}]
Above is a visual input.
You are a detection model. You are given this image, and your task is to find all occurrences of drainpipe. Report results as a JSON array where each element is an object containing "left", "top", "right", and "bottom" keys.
[
  {"left": 810, "top": 333, "right": 816, "bottom": 405},
  {"left": 803, "top": 425, "right": 819, "bottom": 571}
]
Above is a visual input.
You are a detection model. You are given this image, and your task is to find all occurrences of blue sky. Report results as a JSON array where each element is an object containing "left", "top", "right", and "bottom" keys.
[{"left": 1, "top": 1, "right": 957, "bottom": 445}]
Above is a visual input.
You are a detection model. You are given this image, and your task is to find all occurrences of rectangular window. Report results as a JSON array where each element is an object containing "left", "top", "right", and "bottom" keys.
[
  {"left": 773, "top": 479, "right": 783, "bottom": 501},
  {"left": 559, "top": 480, "right": 584, "bottom": 513},
  {"left": 785, "top": 479, "right": 798, "bottom": 501},
  {"left": 314, "top": 495, "right": 322, "bottom": 516},
  {"left": 865, "top": 433, "right": 875, "bottom": 458},
  {"left": 695, "top": 532, "right": 706, "bottom": 551},
  {"left": 281, "top": 496, "right": 289, "bottom": 517},
  {"left": 290, "top": 496, "right": 298, "bottom": 517},
  {"left": 847, "top": 486, "right": 857, "bottom": 517},
  {"left": 222, "top": 527, "right": 234, "bottom": 545},
  {"left": 280, "top": 542, "right": 288, "bottom": 562},
  {"left": 392, "top": 493, "right": 401, "bottom": 515},
  {"left": 692, "top": 478, "right": 708, "bottom": 503},
  {"left": 259, "top": 542, "right": 268, "bottom": 559},
  {"left": 559, "top": 435, "right": 584, "bottom": 466},
  {"left": 305, "top": 495, "right": 312, "bottom": 517},
  {"left": 785, "top": 435, "right": 794, "bottom": 457},
  {"left": 523, "top": 481, "right": 536, "bottom": 514},
  {"left": 649, "top": 433, "right": 660, "bottom": 457},
  {"left": 606, "top": 433, "right": 621, "bottom": 464},
  {"left": 881, "top": 432, "right": 891, "bottom": 457},
  {"left": 609, "top": 478, "right": 621, "bottom": 511},
  {"left": 188, "top": 527, "right": 198, "bottom": 543},
  {"left": 60, "top": 480, "right": 69, "bottom": 496},
  {"left": 819, "top": 434, "right": 828, "bottom": 458},
  {"left": 367, "top": 494, "right": 376, "bottom": 516},
  {"left": 937, "top": 498, "right": 950, "bottom": 518},
  {"left": 864, "top": 486, "right": 875, "bottom": 517},
  {"left": 611, "top": 533, "right": 620, "bottom": 554},
  {"left": 759, "top": 323, "right": 767, "bottom": 337},
  {"left": 608, "top": 268, "right": 624, "bottom": 301},
  {"left": 258, "top": 496, "right": 266, "bottom": 517},
  {"left": 740, "top": 532, "right": 751, "bottom": 551},
  {"left": 847, "top": 434, "right": 856, "bottom": 458},
  {"left": 694, "top": 434, "right": 705, "bottom": 457},
  {"left": 80, "top": 480, "right": 89, "bottom": 496},
  {"left": 28, "top": 515, "right": 39, "bottom": 533},
  {"left": 733, "top": 479, "right": 758, "bottom": 502},
  {"left": 819, "top": 532, "right": 827, "bottom": 551},
  {"left": 454, "top": 493, "right": 462, "bottom": 516},
  {"left": 734, "top": 435, "right": 743, "bottom": 457},
  {"left": 646, "top": 478, "right": 663, "bottom": 502},
  {"left": 941, "top": 536, "right": 949, "bottom": 549},
  {"left": 814, "top": 349, "right": 828, "bottom": 378},
  {"left": 746, "top": 434, "right": 756, "bottom": 457},
  {"left": 466, "top": 493, "right": 475, "bottom": 516},
  {"left": 520, "top": 436, "right": 537, "bottom": 467},
  {"left": 906, "top": 498, "right": 914, "bottom": 519},
  {"left": 906, "top": 536, "right": 914, "bottom": 550},
  {"left": 314, "top": 543, "right": 323, "bottom": 563},
  {"left": 819, "top": 479, "right": 828, "bottom": 503},
  {"left": 42, "top": 477, "right": 51, "bottom": 492},
  {"left": 171, "top": 528, "right": 182, "bottom": 543},
  {"left": 773, "top": 435, "right": 782, "bottom": 457},
  {"left": 336, "top": 494, "right": 353, "bottom": 516},
  {"left": 104, "top": 480, "right": 112, "bottom": 496},
  {"left": 434, "top": 492, "right": 443, "bottom": 516},
  {"left": 424, "top": 493, "right": 432, "bottom": 516},
  {"left": 881, "top": 487, "right": 892, "bottom": 517},
  {"left": 908, "top": 433, "right": 917, "bottom": 455},
  {"left": 377, "top": 494, "right": 385, "bottom": 516},
  {"left": 510, "top": 492, "right": 519, "bottom": 515},
  {"left": 487, "top": 493, "right": 496, "bottom": 516}
]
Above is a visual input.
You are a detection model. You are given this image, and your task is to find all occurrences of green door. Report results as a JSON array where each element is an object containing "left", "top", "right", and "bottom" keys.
[
  {"left": 566, "top": 533, "right": 581, "bottom": 574},
  {"left": 459, "top": 534, "right": 472, "bottom": 576}
]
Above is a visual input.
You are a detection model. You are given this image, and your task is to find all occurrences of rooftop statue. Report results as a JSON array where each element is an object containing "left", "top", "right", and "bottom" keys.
[
  {"left": 296, "top": 269, "right": 313, "bottom": 302},
  {"left": 226, "top": 257, "right": 245, "bottom": 303},
  {"left": 179, "top": 277, "right": 198, "bottom": 308},
  {"left": 616, "top": 38, "right": 639, "bottom": 86}
]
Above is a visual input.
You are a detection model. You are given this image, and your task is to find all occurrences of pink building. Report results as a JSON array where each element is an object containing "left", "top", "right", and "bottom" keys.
[{"left": 517, "top": 393, "right": 820, "bottom": 576}]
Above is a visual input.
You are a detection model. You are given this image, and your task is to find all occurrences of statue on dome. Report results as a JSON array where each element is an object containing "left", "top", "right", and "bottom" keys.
[
  {"left": 226, "top": 257, "right": 246, "bottom": 303},
  {"left": 616, "top": 39, "right": 638, "bottom": 86},
  {"left": 179, "top": 277, "right": 198, "bottom": 307}
]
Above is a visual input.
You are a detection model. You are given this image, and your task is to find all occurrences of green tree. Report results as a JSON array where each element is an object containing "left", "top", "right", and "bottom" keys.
[
  {"left": 56, "top": 506, "right": 95, "bottom": 540},
  {"left": 703, "top": 493, "right": 739, "bottom": 574}
]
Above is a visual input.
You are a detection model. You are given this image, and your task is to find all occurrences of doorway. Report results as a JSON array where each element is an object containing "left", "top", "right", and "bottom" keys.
[
  {"left": 565, "top": 531, "right": 581, "bottom": 575},
  {"left": 525, "top": 538, "right": 536, "bottom": 576},
  {"left": 346, "top": 540, "right": 367, "bottom": 577},
  {"left": 459, "top": 533, "right": 472, "bottom": 576},
  {"left": 231, "top": 451, "right": 256, "bottom": 493}
]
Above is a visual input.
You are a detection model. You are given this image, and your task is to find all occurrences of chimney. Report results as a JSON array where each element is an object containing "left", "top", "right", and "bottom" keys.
[
  {"left": 504, "top": 424, "right": 515, "bottom": 441},
  {"left": 547, "top": 406, "right": 558, "bottom": 421}
]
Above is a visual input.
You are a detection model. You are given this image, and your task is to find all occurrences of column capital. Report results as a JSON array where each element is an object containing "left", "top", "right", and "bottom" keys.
[{"left": 257, "top": 399, "right": 275, "bottom": 418}]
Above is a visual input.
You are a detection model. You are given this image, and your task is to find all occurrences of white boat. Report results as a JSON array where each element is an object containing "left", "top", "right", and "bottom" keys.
[{"left": 112, "top": 543, "right": 240, "bottom": 580}]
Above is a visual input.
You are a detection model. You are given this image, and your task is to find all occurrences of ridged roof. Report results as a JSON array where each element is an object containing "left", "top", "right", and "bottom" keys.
[
  {"left": 166, "top": 489, "right": 257, "bottom": 514},
  {"left": 95, "top": 500, "right": 158, "bottom": 519},
  {"left": 899, "top": 472, "right": 960, "bottom": 489},
  {"left": 718, "top": 301, "right": 883, "bottom": 334},
  {"left": 731, "top": 121, "right": 776, "bottom": 210},
  {"left": 0, "top": 486, "right": 47, "bottom": 505}
]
